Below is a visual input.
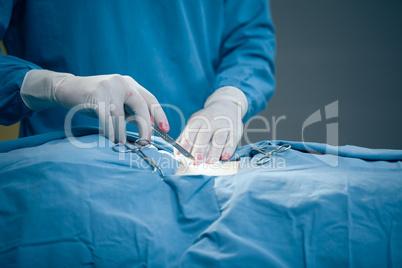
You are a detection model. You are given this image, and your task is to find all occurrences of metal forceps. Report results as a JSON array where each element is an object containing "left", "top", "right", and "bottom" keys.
[
  {"left": 250, "top": 144, "right": 291, "bottom": 165},
  {"left": 113, "top": 139, "right": 164, "bottom": 178}
]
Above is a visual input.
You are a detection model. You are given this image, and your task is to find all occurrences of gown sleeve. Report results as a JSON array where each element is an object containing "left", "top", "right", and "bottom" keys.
[
  {"left": 214, "top": 0, "right": 276, "bottom": 121},
  {"left": 0, "top": 0, "right": 41, "bottom": 125}
]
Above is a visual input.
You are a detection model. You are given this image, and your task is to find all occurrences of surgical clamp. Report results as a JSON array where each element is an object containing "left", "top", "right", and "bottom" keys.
[
  {"left": 250, "top": 144, "right": 291, "bottom": 165},
  {"left": 113, "top": 139, "right": 164, "bottom": 178}
]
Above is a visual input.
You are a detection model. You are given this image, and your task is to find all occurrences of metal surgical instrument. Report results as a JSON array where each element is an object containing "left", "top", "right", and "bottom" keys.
[
  {"left": 113, "top": 139, "right": 164, "bottom": 178},
  {"left": 250, "top": 144, "right": 291, "bottom": 165},
  {"left": 151, "top": 122, "right": 195, "bottom": 161}
]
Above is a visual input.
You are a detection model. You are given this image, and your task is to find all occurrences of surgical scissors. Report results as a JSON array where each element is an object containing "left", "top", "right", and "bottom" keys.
[
  {"left": 113, "top": 139, "right": 164, "bottom": 178},
  {"left": 250, "top": 144, "right": 291, "bottom": 165}
]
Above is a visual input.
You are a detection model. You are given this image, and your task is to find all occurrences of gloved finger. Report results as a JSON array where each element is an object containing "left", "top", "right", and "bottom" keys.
[
  {"left": 124, "top": 90, "right": 151, "bottom": 141},
  {"left": 175, "top": 133, "right": 182, "bottom": 144},
  {"left": 180, "top": 116, "right": 205, "bottom": 156},
  {"left": 191, "top": 123, "right": 213, "bottom": 165},
  {"left": 221, "top": 129, "right": 242, "bottom": 161},
  {"left": 97, "top": 103, "right": 115, "bottom": 143},
  {"left": 206, "top": 130, "right": 229, "bottom": 164},
  {"left": 137, "top": 86, "right": 169, "bottom": 133},
  {"left": 110, "top": 102, "right": 126, "bottom": 144},
  {"left": 123, "top": 76, "right": 169, "bottom": 133},
  {"left": 171, "top": 133, "right": 183, "bottom": 155}
]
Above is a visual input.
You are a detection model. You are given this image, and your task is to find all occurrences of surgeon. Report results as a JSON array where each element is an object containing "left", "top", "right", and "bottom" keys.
[{"left": 0, "top": 0, "right": 275, "bottom": 164}]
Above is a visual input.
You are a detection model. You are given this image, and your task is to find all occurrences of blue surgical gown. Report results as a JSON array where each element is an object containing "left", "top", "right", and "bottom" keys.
[{"left": 0, "top": 0, "right": 275, "bottom": 139}]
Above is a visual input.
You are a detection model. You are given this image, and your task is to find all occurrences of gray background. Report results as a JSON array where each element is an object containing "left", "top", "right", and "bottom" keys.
[{"left": 242, "top": 0, "right": 402, "bottom": 149}]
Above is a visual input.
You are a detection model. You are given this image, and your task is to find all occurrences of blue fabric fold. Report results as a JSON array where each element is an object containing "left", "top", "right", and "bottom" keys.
[{"left": 0, "top": 129, "right": 401, "bottom": 267}]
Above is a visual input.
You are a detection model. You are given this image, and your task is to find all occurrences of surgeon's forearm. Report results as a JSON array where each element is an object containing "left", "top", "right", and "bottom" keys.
[
  {"left": 214, "top": 0, "right": 276, "bottom": 121},
  {"left": 0, "top": 55, "right": 42, "bottom": 125},
  {"left": 204, "top": 86, "right": 248, "bottom": 119}
]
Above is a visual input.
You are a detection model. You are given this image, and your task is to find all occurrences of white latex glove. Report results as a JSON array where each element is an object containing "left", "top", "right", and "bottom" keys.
[
  {"left": 20, "top": 69, "right": 169, "bottom": 143},
  {"left": 177, "top": 86, "right": 248, "bottom": 165}
]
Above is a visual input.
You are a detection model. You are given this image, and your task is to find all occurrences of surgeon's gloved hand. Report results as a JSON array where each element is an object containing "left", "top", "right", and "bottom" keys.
[
  {"left": 178, "top": 86, "right": 248, "bottom": 165},
  {"left": 20, "top": 69, "right": 169, "bottom": 143}
]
